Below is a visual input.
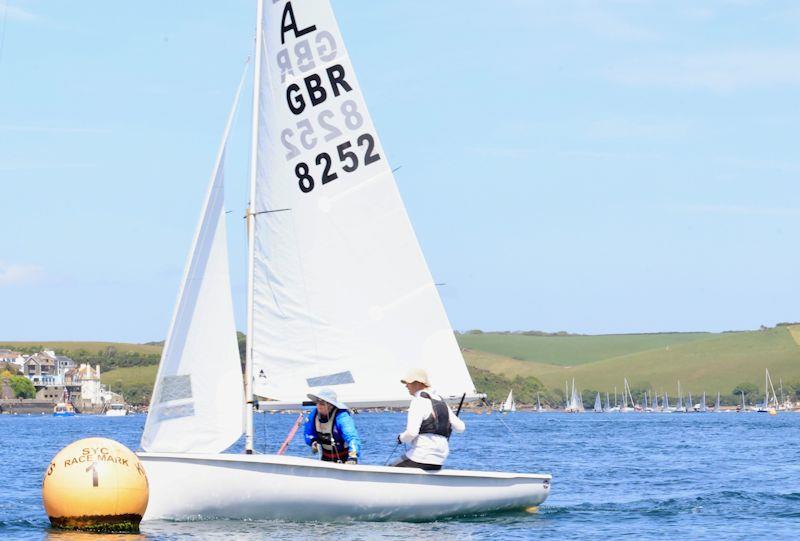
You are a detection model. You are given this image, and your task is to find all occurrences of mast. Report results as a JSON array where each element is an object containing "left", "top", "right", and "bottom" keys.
[{"left": 244, "top": 0, "right": 265, "bottom": 454}]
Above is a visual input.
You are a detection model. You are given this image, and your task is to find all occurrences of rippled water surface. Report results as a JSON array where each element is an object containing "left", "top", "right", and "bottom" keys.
[{"left": 2, "top": 411, "right": 798, "bottom": 540}]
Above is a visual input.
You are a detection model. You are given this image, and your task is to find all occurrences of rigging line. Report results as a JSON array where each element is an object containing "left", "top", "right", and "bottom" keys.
[
  {"left": 245, "top": 208, "right": 291, "bottom": 218},
  {"left": 483, "top": 397, "right": 521, "bottom": 441},
  {"left": 262, "top": 409, "right": 268, "bottom": 454},
  {"left": 384, "top": 441, "right": 401, "bottom": 466}
]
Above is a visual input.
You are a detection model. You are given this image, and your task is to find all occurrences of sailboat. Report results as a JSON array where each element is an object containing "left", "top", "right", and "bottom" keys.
[
  {"left": 565, "top": 379, "right": 583, "bottom": 413},
  {"left": 651, "top": 391, "right": 658, "bottom": 412},
  {"left": 620, "top": 378, "right": 635, "bottom": 412},
  {"left": 604, "top": 391, "right": 611, "bottom": 412},
  {"left": 699, "top": 392, "right": 707, "bottom": 413},
  {"left": 676, "top": 381, "right": 685, "bottom": 413},
  {"left": 536, "top": 392, "right": 545, "bottom": 412},
  {"left": 137, "top": 0, "right": 550, "bottom": 521},
  {"left": 500, "top": 390, "right": 516, "bottom": 413},
  {"left": 757, "top": 369, "right": 778, "bottom": 414},
  {"left": 663, "top": 392, "right": 673, "bottom": 413},
  {"left": 593, "top": 392, "right": 602, "bottom": 413},
  {"left": 714, "top": 392, "right": 721, "bottom": 412}
]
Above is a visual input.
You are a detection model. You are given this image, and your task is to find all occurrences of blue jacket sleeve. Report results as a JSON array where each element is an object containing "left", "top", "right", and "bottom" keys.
[
  {"left": 336, "top": 411, "right": 361, "bottom": 457},
  {"left": 303, "top": 408, "right": 318, "bottom": 447}
]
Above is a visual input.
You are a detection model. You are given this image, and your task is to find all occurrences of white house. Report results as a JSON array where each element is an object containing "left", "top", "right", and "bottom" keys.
[{"left": 0, "top": 349, "right": 25, "bottom": 369}]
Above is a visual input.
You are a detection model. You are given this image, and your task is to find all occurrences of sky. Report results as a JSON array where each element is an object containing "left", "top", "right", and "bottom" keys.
[{"left": 1, "top": 0, "right": 799, "bottom": 342}]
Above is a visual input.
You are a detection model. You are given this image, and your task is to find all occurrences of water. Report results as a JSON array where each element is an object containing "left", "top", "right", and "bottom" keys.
[{"left": 2, "top": 411, "right": 798, "bottom": 540}]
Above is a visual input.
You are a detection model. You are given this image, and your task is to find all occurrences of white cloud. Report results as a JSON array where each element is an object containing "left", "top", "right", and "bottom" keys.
[
  {"left": 0, "top": 261, "right": 45, "bottom": 286},
  {"left": 0, "top": 1, "right": 37, "bottom": 22},
  {"left": 605, "top": 50, "right": 800, "bottom": 92}
]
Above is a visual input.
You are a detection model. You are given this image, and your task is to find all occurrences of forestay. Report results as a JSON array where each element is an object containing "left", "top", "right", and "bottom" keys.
[
  {"left": 250, "top": 0, "right": 475, "bottom": 405},
  {"left": 141, "top": 75, "right": 246, "bottom": 454}
]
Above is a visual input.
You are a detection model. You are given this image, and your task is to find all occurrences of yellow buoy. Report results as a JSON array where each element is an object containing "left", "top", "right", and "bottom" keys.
[{"left": 42, "top": 437, "right": 149, "bottom": 533}]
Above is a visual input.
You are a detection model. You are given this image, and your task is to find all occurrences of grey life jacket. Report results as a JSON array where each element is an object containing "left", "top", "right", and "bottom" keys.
[
  {"left": 314, "top": 408, "right": 347, "bottom": 461},
  {"left": 418, "top": 392, "right": 452, "bottom": 438}
]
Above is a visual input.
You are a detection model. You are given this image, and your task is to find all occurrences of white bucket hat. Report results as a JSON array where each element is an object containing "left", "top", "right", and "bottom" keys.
[
  {"left": 400, "top": 368, "right": 430, "bottom": 387},
  {"left": 307, "top": 388, "right": 348, "bottom": 410}
]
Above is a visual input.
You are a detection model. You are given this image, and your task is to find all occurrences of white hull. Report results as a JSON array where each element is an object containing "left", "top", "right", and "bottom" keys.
[{"left": 138, "top": 452, "right": 551, "bottom": 522}]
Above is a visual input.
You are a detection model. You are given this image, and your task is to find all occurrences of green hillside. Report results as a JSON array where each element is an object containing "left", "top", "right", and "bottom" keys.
[
  {"left": 101, "top": 365, "right": 158, "bottom": 405},
  {"left": 459, "top": 326, "right": 800, "bottom": 398},
  {"left": 12, "top": 326, "right": 800, "bottom": 405},
  {"left": 0, "top": 341, "right": 162, "bottom": 356},
  {"left": 458, "top": 332, "right": 713, "bottom": 366}
]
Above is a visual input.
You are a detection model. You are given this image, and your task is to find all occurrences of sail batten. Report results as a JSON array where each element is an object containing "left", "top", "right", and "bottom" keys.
[{"left": 250, "top": 0, "right": 475, "bottom": 404}]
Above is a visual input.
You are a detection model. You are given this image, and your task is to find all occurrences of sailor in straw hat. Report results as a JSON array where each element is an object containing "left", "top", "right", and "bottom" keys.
[
  {"left": 393, "top": 368, "right": 465, "bottom": 471},
  {"left": 304, "top": 388, "right": 361, "bottom": 464}
]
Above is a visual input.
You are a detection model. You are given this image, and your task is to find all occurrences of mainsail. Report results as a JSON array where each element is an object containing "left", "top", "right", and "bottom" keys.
[
  {"left": 249, "top": 0, "right": 475, "bottom": 405},
  {"left": 501, "top": 390, "right": 514, "bottom": 412},
  {"left": 141, "top": 72, "right": 247, "bottom": 453}
]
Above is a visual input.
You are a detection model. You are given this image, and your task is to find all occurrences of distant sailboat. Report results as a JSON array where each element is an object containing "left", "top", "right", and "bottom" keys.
[
  {"left": 593, "top": 392, "right": 602, "bottom": 413},
  {"left": 536, "top": 392, "right": 544, "bottom": 412},
  {"left": 714, "top": 392, "right": 721, "bottom": 412},
  {"left": 700, "top": 392, "right": 707, "bottom": 413},
  {"left": 676, "top": 381, "right": 685, "bottom": 413},
  {"left": 500, "top": 390, "right": 515, "bottom": 413},
  {"left": 566, "top": 379, "right": 583, "bottom": 413},
  {"left": 651, "top": 392, "right": 659, "bottom": 412},
  {"left": 757, "top": 369, "right": 778, "bottom": 414},
  {"left": 605, "top": 392, "right": 610, "bottom": 412},
  {"left": 620, "top": 378, "right": 635, "bottom": 412}
]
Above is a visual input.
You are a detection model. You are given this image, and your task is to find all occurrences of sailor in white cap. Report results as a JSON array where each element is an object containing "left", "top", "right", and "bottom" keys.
[
  {"left": 303, "top": 388, "right": 361, "bottom": 464},
  {"left": 393, "top": 368, "right": 465, "bottom": 471}
]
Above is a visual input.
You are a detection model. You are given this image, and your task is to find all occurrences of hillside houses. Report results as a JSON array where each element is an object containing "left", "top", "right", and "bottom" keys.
[
  {"left": 21, "top": 350, "right": 76, "bottom": 386},
  {"left": 0, "top": 349, "right": 26, "bottom": 368},
  {"left": 1, "top": 349, "right": 123, "bottom": 411}
]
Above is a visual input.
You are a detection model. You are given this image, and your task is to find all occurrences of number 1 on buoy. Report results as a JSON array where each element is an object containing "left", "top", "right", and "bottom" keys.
[{"left": 85, "top": 461, "right": 99, "bottom": 487}]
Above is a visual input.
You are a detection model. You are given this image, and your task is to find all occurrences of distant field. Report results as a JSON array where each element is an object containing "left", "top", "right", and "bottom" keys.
[
  {"left": 0, "top": 341, "right": 162, "bottom": 355},
  {"left": 457, "top": 332, "right": 712, "bottom": 366},
  {"left": 101, "top": 365, "right": 159, "bottom": 387},
  {"left": 461, "top": 327, "right": 800, "bottom": 394},
  {"left": 11, "top": 327, "right": 800, "bottom": 400}
]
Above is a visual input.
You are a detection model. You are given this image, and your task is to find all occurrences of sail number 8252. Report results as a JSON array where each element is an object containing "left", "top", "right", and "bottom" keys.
[{"left": 296, "top": 133, "right": 380, "bottom": 193}]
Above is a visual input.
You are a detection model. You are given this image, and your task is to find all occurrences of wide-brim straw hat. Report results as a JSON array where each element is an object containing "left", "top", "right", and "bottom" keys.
[
  {"left": 307, "top": 388, "right": 348, "bottom": 410},
  {"left": 400, "top": 368, "right": 431, "bottom": 387}
]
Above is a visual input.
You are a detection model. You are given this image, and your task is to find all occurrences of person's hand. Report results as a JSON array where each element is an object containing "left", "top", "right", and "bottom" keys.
[
  {"left": 311, "top": 441, "right": 319, "bottom": 454},
  {"left": 346, "top": 450, "right": 358, "bottom": 464}
]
